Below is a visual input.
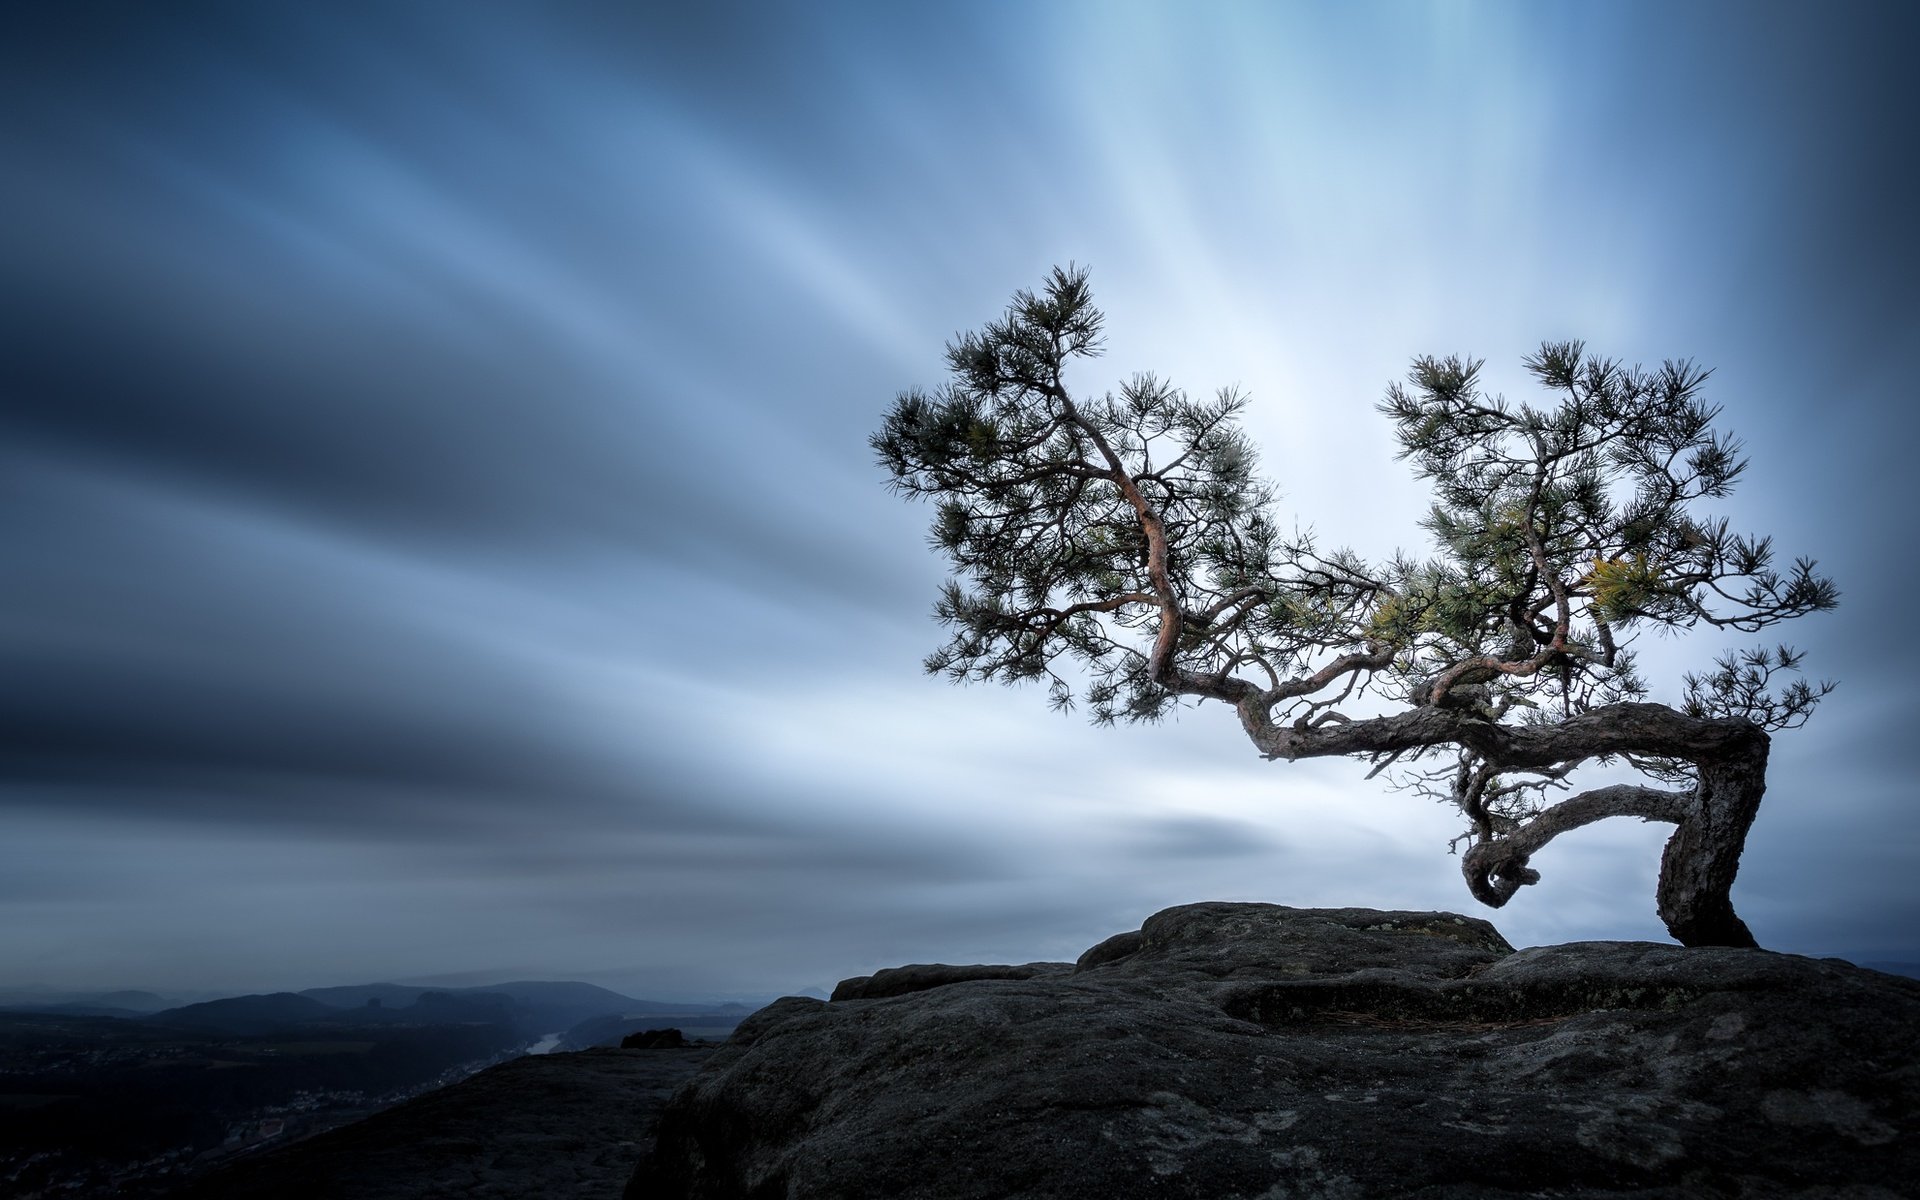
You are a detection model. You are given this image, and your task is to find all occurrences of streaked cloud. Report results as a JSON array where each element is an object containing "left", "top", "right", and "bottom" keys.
[{"left": 2, "top": 1, "right": 1913, "bottom": 995}]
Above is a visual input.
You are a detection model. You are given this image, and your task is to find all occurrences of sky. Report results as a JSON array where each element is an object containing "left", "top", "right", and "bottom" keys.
[{"left": 4, "top": 1, "right": 1917, "bottom": 1001}]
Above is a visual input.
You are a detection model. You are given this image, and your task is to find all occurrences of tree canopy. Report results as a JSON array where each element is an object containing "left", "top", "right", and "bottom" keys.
[{"left": 875, "top": 267, "right": 1837, "bottom": 947}]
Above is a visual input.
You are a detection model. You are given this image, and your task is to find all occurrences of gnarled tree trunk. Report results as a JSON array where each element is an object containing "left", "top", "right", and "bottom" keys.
[
  {"left": 1656, "top": 733, "right": 1768, "bottom": 948},
  {"left": 1233, "top": 696, "right": 1776, "bottom": 949},
  {"left": 1456, "top": 719, "right": 1770, "bottom": 949}
]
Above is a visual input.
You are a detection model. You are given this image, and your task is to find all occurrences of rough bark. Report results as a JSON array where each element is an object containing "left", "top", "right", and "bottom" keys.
[
  {"left": 1226, "top": 694, "right": 1773, "bottom": 948},
  {"left": 1232, "top": 698, "right": 1765, "bottom": 771},
  {"left": 1461, "top": 783, "right": 1690, "bottom": 907},
  {"left": 1656, "top": 736, "right": 1769, "bottom": 948}
]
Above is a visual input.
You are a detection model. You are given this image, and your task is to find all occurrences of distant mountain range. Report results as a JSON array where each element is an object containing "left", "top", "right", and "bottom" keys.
[
  {"left": 301, "top": 979, "right": 665, "bottom": 1022},
  {"left": 299, "top": 980, "right": 749, "bottom": 1037},
  {"left": 1, "top": 978, "right": 754, "bottom": 1039},
  {"left": 0, "top": 987, "right": 170, "bottom": 1017},
  {"left": 150, "top": 991, "right": 342, "bottom": 1034}
]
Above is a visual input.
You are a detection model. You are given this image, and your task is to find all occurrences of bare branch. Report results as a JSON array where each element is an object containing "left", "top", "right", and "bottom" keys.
[{"left": 1462, "top": 783, "right": 1690, "bottom": 907}]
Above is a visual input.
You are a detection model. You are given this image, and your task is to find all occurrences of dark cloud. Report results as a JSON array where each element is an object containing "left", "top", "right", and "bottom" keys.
[
  {"left": 1117, "top": 816, "right": 1283, "bottom": 861},
  {"left": 1, "top": 2, "right": 1913, "bottom": 995}
]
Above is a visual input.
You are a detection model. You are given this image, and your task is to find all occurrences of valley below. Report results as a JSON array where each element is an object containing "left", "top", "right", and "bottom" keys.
[{"left": 0, "top": 981, "right": 743, "bottom": 1199}]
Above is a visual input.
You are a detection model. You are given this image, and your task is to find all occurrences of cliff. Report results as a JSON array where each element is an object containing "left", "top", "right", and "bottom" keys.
[
  {"left": 636, "top": 902, "right": 1920, "bottom": 1198},
  {"left": 167, "top": 903, "right": 1920, "bottom": 1198}
]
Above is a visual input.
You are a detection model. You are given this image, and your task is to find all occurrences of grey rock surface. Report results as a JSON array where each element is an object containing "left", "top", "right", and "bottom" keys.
[
  {"left": 183, "top": 1047, "right": 713, "bottom": 1199},
  {"left": 634, "top": 902, "right": 1920, "bottom": 1198},
  {"left": 830, "top": 961, "right": 1075, "bottom": 1002}
]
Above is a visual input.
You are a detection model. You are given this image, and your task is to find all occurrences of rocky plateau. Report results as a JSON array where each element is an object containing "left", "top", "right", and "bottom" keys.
[{"left": 635, "top": 902, "right": 1920, "bottom": 1199}]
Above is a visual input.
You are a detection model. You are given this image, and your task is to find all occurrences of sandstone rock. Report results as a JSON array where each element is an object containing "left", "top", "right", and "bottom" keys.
[
  {"left": 623, "top": 1028, "right": 690, "bottom": 1049},
  {"left": 830, "top": 961, "right": 1074, "bottom": 1002},
  {"left": 633, "top": 902, "right": 1920, "bottom": 1198}
]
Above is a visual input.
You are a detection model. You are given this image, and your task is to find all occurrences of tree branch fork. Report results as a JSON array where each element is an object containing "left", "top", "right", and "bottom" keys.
[{"left": 877, "top": 268, "right": 1830, "bottom": 949}]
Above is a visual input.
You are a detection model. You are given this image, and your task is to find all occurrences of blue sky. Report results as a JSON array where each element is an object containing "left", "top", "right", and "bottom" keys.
[{"left": 3, "top": 1, "right": 1916, "bottom": 998}]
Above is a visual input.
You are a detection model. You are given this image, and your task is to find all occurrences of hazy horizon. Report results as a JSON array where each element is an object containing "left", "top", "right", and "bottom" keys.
[
  {"left": 5, "top": 2, "right": 1917, "bottom": 999},
  {"left": 11, "top": 938, "right": 1920, "bottom": 1011},
  {"left": 0, "top": 971, "right": 775, "bottom": 1009}
]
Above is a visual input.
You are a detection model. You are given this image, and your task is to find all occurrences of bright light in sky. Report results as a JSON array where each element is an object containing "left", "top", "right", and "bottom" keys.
[{"left": 3, "top": 2, "right": 1916, "bottom": 999}]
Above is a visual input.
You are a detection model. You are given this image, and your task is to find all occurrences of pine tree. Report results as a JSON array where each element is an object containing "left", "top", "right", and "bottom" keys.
[{"left": 875, "top": 268, "right": 1838, "bottom": 947}]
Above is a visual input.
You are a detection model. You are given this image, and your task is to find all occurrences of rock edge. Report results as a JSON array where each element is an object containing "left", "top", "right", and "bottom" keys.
[{"left": 633, "top": 902, "right": 1920, "bottom": 1199}]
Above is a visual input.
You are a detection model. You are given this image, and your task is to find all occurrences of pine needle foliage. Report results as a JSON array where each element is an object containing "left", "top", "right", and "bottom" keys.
[{"left": 874, "top": 268, "right": 1839, "bottom": 947}]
